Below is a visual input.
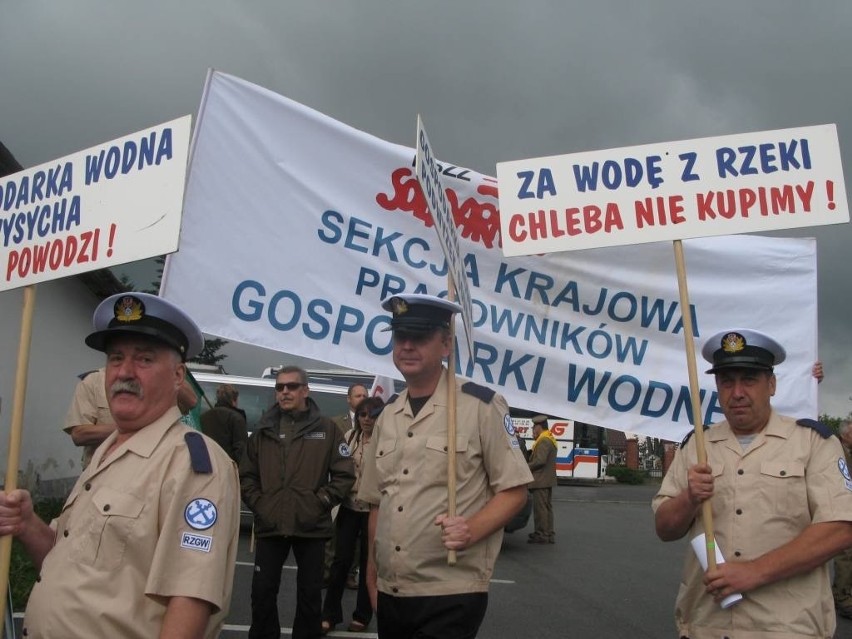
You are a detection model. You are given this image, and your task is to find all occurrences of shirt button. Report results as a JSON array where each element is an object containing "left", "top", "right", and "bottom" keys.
[
  {"left": 736, "top": 508, "right": 742, "bottom": 515},
  {"left": 22, "top": 629, "right": 28, "bottom": 636},
  {"left": 63, "top": 530, "right": 69, "bottom": 537},
  {"left": 378, "top": 450, "right": 384, "bottom": 456},
  {"left": 403, "top": 469, "right": 409, "bottom": 475},
  {"left": 780, "top": 470, "right": 787, "bottom": 476},
  {"left": 398, "top": 506, "right": 403, "bottom": 512},
  {"left": 392, "top": 587, "right": 398, "bottom": 593},
  {"left": 734, "top": 551, "right": 741, "bottom": 557},
  {"left": 84, "top": 482, "right": 92, "bottom": 490},
  {"left": 104, "top": 504, "right": 111, "bottom": 512},
  {"left": 395, "top": 545, "right": 401, "bottom": 551},
  {"left": 407, "top": 432, "right": 413, "bottom": 438},
  {"left": 443, "top": 446, "right": 448, "bottom": 452},
  {"left": 35, "top": 576, "right": 41, "bottom": 583},
  {"left": 737, "top": 469, "right": 744, "bottom": 475}
]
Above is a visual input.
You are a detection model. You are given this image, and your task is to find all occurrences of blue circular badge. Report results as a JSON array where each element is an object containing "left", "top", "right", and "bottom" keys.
[
  {"left": 339, "top": 442, "right": 351, "bottom": 457},
  {"left": 504, "top": 414, "right": 516, "bottom": 437},
  {"left": 839, "top": 458, "right": 851, "bottom": 481},
  {"left": 185, "top": 498, "right": 218, "bottom": 530}
]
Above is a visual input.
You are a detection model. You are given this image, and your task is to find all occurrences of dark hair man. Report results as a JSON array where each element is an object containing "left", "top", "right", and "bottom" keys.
[
  {"left": 358, "top": 294, "right": 532, "bottom": 638},
  {"left": 240, "top": 365, "right": 355, "bottom": 639},
  {"left": 653, "top": 329, "right": 852, "bottom": 638}
]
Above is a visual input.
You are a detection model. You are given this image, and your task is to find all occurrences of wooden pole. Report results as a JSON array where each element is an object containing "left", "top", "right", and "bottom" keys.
[
  {"left": 0, "top": 285, "right": 38, "bottom": 628},
  {"left": 446, "top": 278, "right": 458, "bottom": 566},
  {"left": 672, "top": 241, "right": 716, "bottom": 570}
]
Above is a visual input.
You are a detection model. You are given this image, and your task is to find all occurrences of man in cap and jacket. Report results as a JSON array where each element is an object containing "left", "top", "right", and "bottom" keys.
[
  {"left": 358, "top": 293, "right": 532, "bottom": 638},
  {"left": 653, "top": 329, "right": 852, "bottom": 639},
  {"left": 527, "top": 414, "right": 557, "bottom": 544},
  {"left": 240, "top": 365, "right": 355, "bottom": 639},
  {"left": 0, "top": 292, "right": 241, "bottom": 639}
]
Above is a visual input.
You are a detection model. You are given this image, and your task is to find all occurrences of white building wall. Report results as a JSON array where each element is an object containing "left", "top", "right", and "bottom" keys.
[{"left": 0, "top": 278, "right": 103, "bottom": 494}]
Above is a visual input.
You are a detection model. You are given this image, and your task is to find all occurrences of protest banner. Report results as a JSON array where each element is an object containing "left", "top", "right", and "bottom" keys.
[{"left": 161, "top": 71, "right": 818, "bottom": 446}]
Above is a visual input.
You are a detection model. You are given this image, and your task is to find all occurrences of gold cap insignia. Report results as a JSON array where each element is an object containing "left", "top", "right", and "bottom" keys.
[
  {"left": 721, "top": 332, "right": 745, "bottom": 354},
  {"left": 114, "top": 296, "right": 145, "bottom": 323},
  {"left": 391, "top": 298, "right": 408, "bottom": 316}
]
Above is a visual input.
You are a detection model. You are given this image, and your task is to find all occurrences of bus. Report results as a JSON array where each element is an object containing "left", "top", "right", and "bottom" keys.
[{"left": 511, "top": 414, "right": 603, "bottom": 479}]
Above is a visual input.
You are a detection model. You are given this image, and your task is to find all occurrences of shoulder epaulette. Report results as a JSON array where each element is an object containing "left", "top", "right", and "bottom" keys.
[
  {"left": 184, "top": 432, "right": 213, "bottom": 473},
  {"left": 78, "top": 369, "right": 99, "bottom": 381},
  {"left": 680, "top": 425, "right": 709, "bottom": 447},
  {"left": 460, "top": 381, "right": 496, "bottom": 404},
  {"left": 796, "top": 418, "right": 832, "bottom": 439},
  {"left": 386, "top": 393, "right": 400, "bottom": 405}
]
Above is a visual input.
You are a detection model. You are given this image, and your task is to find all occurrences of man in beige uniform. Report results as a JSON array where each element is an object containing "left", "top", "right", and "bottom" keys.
[
  {"left": 653, "top": 329, "right": 852, "bottom": 639},
  {"left": 833, "top": 419, "right": 852, "bottom": 618},
  {"left": 359, "top": 294, "right": 532, "bottom": 639},
  {"left": 0, "top": 292, "right": 240, "bottom": 639},
  {"left": 64, "top": 368, "right": 116, "bottom": 469}
]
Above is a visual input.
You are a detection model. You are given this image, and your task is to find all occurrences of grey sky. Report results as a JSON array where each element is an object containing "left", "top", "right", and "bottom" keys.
[{"left": 2, "top": 1, "right": 850, "bottom": 418}]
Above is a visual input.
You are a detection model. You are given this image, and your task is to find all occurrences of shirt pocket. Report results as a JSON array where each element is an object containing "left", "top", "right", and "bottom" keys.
[
  {"left": 759, "top": 460, "right": 806, "bottom": 518},
  {"left": 374, "top": 437, "right": 400, "bottom": 492},
  {"left": 70, "top": 487, "right": 144, "bottom": 571},
  {"left": 424, "top": 436, "right": 470, "bottom": 486}
]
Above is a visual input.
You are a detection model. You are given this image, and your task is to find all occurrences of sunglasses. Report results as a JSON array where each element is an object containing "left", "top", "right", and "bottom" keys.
[{"left": 275, "top": 382, "right": 306, "bottom": 392}]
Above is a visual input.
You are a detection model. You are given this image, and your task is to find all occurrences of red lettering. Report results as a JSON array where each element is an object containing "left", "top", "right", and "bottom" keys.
[{"left": 376, "top": 168, "right": 501, "bottom": 249}]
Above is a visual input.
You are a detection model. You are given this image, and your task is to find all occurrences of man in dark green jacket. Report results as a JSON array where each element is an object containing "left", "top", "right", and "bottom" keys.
[{"left": 240, "top": 365, "right": 355, "bottom": 639}]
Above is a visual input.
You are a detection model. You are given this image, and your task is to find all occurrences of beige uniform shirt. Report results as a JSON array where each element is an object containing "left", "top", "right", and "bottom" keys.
[
  {"left": 63, "top": 368, "right": 114, "bottom": 469},
  {"left": 24, "top": 407, "right": 240, "bottom": 639},
  {"left": 652, "top": 411, "right": 852, "bottom": 639},
  {"left": 358, "top": 370, "right": 532, "bottom": 597}
]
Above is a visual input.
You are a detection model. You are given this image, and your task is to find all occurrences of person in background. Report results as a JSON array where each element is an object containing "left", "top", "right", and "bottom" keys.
[
  {"left": 240, "top": 365, "right": 355, "bottom": 639},
  {"left": 322, "top": 395, "right": 384, "bottom": 634},
  {"left": 833, "top": 419, "right": 852, "bottom": 619},
  {"left": 200, "top": 383, "right": 248, "bottom": 463},
  {"left": 332, "top": 383, "right": 369, "bottom": 434},
  {"left": 359, "top": 294, "right": 532, "bottom": 639},
  {"left": 328, "top": 382, "right": 369, "bottom": 588},
  {"left": 63, "top": 367, "right": 114, "bottom": 469},
  {"left": 0, "top": 292, "right": 240, "bottom": 638},
  {"left": 527, "top": 414, "right": 557, "bottom": 545},
  {"left": 653, "top": 329, "right": 852, "bottom": 639}
]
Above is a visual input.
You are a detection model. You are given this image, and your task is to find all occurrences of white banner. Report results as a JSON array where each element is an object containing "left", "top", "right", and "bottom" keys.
[
  {"left": 161, "top": 72, "right": 818, "bottom": 442},
  {"left": 496, "top": 125, "right": 848, "bottom": 256},
  {"left": 0, "top": 116, "right": 191, "bottom": 292}
]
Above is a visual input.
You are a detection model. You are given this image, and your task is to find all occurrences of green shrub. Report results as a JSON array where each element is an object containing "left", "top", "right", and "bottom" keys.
[
  {"left": 10, "top": 497, "right": 64, "bottom": 611},
  {"left": 605, "top": 465, "right": 646, "bottom": 485}
]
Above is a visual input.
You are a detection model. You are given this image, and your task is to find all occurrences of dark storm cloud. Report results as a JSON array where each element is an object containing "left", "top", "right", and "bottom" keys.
[{"left": 2, "top": 1, "right": 849, "bottom": 416}]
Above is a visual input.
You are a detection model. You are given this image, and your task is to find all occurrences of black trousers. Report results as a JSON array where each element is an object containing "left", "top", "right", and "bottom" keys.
[
  {"left": 249, "top": 536, "right": 326, "bottom": 639},
  {"left": 376, "top": 591, "right": 488, "bottom": 639},
  {"left": 322, "top": 506, "right": 372, "bottom": 626}
]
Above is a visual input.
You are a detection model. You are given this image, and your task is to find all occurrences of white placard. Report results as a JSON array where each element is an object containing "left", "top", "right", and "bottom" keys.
[
  {"left": 497, "top": 124, "right": 848, "bottom": 256},
  {"left": 415, "top": 116, "right": 474, "bottom": 356},
  {"left": 0, "top": 115, "right": 191, "bottom": 291}
]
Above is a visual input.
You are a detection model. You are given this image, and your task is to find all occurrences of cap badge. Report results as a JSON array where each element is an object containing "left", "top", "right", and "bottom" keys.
[
  {"left": 114, "top": 296, "right": 145, "bottom": 323},
  {"left": 721, "top": 332, "right": 745, "bottom": 354},
  {"left": 391, "top": 298, "right": 409, "bottom": 316}
]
